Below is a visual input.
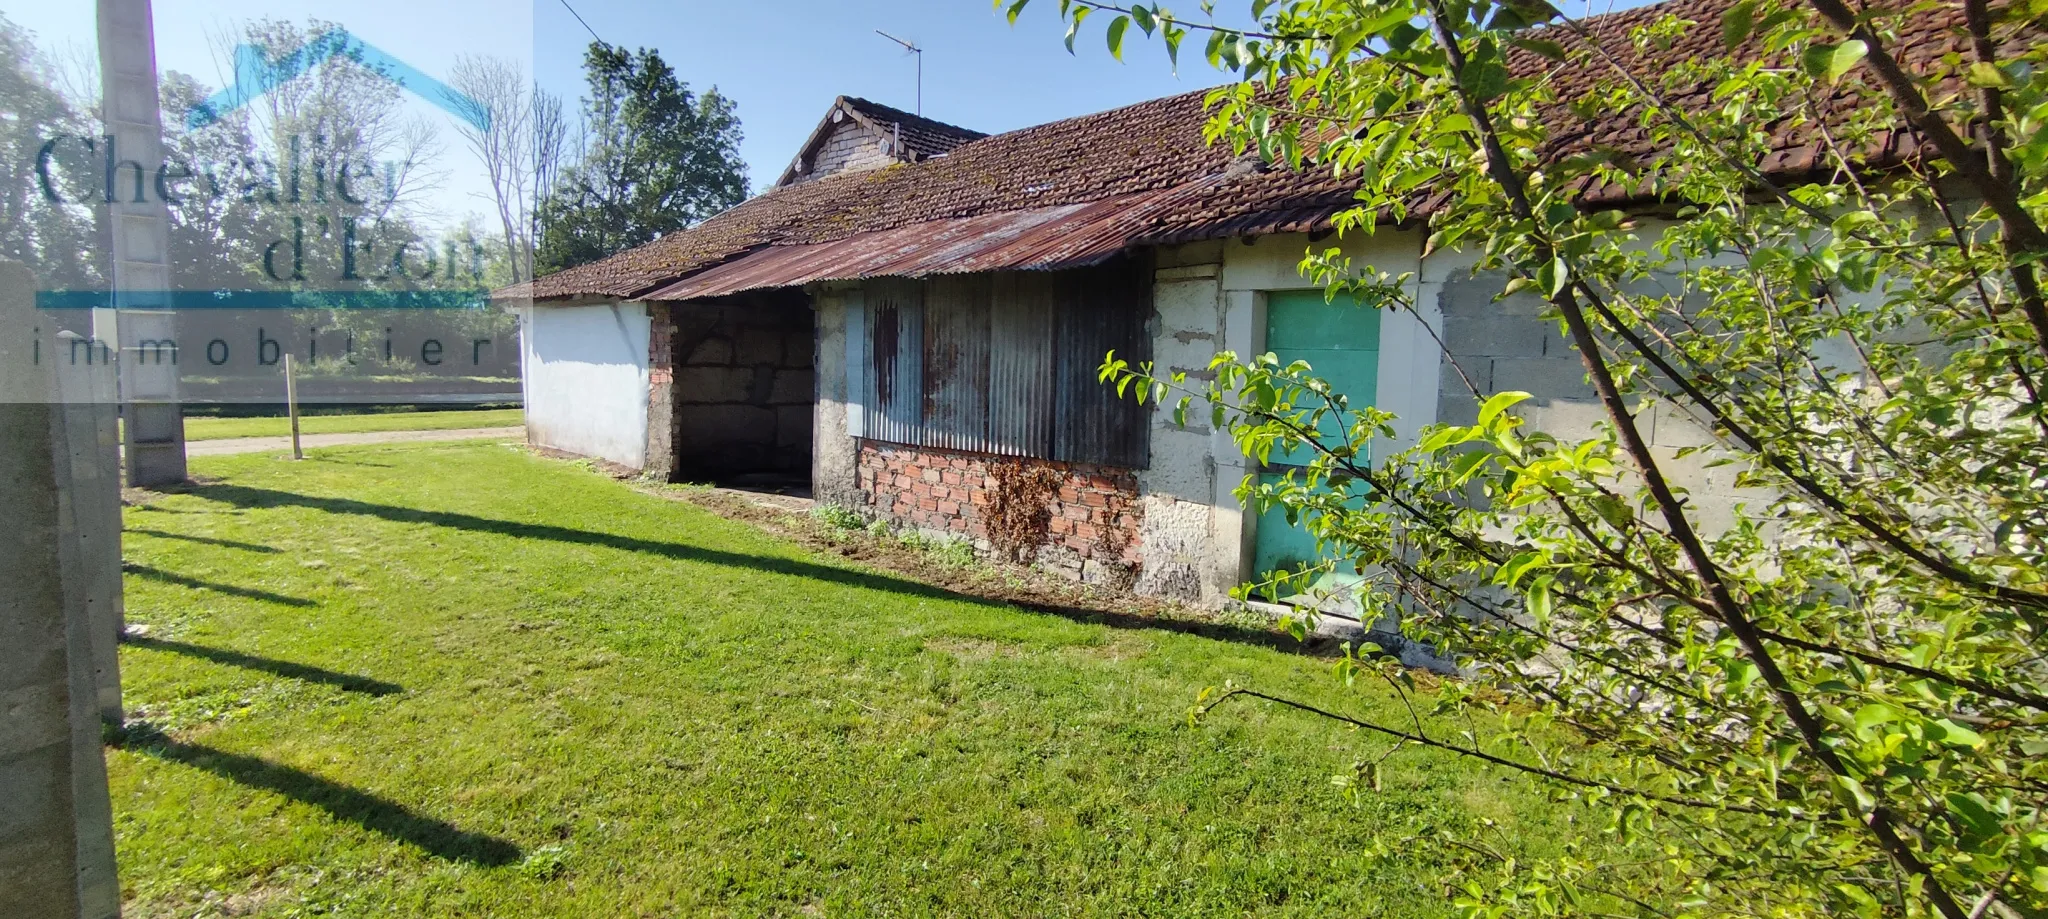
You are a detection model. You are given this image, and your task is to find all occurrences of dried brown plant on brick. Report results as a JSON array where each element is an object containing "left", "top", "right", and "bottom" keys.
[
  {"left": 985, "top": 460, "right": 1064, "bottom": 562},
  {"left": 1094, "top": 490, "right": 1131, "bottom": 557}
]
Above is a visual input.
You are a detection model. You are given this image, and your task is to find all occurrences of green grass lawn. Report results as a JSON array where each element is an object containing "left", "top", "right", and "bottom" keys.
[
  {"left": 180, "top": 408, "right": 524, "bottom": 441},
  {"left": 113, "top": 443, "right": 1594, "bottom": 916}
]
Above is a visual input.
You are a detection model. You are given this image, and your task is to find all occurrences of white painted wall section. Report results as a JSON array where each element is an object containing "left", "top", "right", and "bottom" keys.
[
  {"left": 524, "top": 301, "right": 651, "bottom": 469},
  {"left": 1223, "top": 230, "right": 1439, "bottom": 449}
]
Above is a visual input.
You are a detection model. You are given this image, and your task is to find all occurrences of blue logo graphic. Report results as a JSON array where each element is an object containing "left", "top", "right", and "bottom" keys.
[{"left": 188, "top": 29, "right": 487, "bottom": 132}]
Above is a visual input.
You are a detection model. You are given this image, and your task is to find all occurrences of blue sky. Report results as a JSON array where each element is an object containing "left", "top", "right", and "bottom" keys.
[{"left": 530, "top": 0, "right": 1225, "bottom": 193}]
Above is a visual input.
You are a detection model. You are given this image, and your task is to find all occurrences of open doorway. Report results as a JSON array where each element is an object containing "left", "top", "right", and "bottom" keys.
[{"left": 655, "top": 288, "right": 816, "bottom": 493}]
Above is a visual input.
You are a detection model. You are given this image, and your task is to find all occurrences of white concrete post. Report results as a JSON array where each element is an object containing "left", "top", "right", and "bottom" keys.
[
  {"left": 97, "top": 0, "right": 185, "bottom": 487},
  {"left": 0, "top": 260, "right": 123, "bottom": 919}
]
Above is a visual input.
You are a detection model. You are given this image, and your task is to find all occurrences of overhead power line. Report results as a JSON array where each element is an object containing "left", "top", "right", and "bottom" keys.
[{"left": 557, "top": 0, "right": 603, "bottom": 43}]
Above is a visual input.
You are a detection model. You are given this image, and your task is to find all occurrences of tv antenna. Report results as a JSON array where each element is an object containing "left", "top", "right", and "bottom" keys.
[{"left": 875, "top": 30, "right": 922, "bottom": 115}]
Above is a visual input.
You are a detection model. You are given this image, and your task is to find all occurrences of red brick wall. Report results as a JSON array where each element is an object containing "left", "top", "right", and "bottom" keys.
[
  {"left": 855, "top": 441, "right": 1142, "bottom": 570},
  {"left": 648, "top": 303, "right": 674, "bottom": 386}
]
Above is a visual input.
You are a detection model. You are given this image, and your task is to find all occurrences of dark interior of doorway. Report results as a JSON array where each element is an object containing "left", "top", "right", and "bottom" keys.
[{"left": 661, "top": 288, "right": 815, "bottom": 496}]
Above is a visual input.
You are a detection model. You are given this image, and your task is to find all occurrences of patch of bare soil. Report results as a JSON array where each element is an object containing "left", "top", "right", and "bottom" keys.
[
  {"left": 527, "top": 444, "right": 640, "bottom": 478},
  {"left": 121, "top": 474, "right": 225, "bottom": 508}
]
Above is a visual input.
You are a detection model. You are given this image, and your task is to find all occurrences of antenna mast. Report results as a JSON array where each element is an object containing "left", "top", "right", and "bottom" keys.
[{"left": 874, "top": 30, "right": 922, "bottom": 115}]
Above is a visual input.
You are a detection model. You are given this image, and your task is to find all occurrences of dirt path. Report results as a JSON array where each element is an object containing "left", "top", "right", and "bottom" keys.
[{"left": 183, "top": 426, "right": 525, "bottom": 456}]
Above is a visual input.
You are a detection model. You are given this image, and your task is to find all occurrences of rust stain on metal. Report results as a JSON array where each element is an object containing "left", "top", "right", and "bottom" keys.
[
  {"left": 871, "top": 302, "right": 899, "bottom": 405},
  {"left": 644, "top": 183, "right": 1210, "bottom": 303}
]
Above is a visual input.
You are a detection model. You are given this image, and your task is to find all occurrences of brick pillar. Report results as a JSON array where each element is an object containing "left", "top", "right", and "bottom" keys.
[
  {"left": 0, "top": 259, "right": 123, "bottom": 918},
  {"left": 643, "top": 302, "right": 677, "bottom": 480}
]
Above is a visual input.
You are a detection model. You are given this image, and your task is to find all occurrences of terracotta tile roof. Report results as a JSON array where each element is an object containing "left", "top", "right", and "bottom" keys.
[
  {"left": 840, "top": 97, "right": 988, "bottom": 161},
  {"left": 521, "top": 89, "right": 1226, "bottom": 299},
  {"left": 514, "top": 0, "right": 2035, "bottom": 301}
]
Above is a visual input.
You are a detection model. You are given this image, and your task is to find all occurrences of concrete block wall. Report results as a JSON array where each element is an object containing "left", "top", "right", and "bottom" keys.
[
  {"left": 1422, "top": 260, "right": 1763, "bottom": 534},
  {"left": 523, "top": 300, "right": 651, "bottom": 469},
  {"left": 1136, "top": 241, "right": 1238, "bottom": 602},
  {"left": 811, "top": 288, "right": 860, "bottom": 506},
  {"left": 790, "top": 119, "right": 899, "bottom": 186},
  {"left": 1428, "top": 271, "right": 1590, "bottom": 430},
  {"left": 651, "top": 295, "right": 815, "bottom": 480},
  {"left": 854, "top": 441, "right": 1144, "bottom": 583}
]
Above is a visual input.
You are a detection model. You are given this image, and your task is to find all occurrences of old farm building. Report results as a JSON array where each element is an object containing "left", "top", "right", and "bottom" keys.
[{"left": 503, "top": 0, "right": 1991, "bottom": 606}]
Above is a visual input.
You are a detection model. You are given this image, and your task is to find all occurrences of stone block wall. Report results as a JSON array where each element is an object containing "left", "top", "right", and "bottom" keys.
[
  {"left": 854, "top": 441, "right": 1144, "bottom": 584},
  {"left": 791, "top": 119, "right": 899, "bottom": 185},
  {"left": 645, "top": 302, "right": 677, "bottom": 475},
  {"left": 648, "top": 292, "right": 816, "bottom": 481}
]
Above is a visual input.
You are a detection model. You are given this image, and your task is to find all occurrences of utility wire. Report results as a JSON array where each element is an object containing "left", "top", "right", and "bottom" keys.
[{"left": 557, "top": 0, "right": 603, "bottom": 43}]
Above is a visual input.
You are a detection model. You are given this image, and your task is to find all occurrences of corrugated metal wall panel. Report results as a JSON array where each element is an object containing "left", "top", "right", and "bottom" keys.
[
  {"left": 1052, "top": 261, "right": 1151, "bottom": 467},
  {"left": 986, "top": 272, "right": 1056, "bottom": 458},
  {"left": 844, "top": 293, "right": 867, "bottom": 438},
  {"left": 864, "top": 278, "right": 924, "bottom": 449},
  {"left": 921, "top": 274, "right": 992, "bottom": 453},
  {"left": 855, "top": 259, "right": 1150, "bottom": 469}
]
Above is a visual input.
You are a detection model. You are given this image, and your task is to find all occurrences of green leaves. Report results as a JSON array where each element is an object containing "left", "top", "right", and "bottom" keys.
[
  {"left": 1966, "top": 61, "right": 2015, "bottom": 90},
  {"left": 1130, "top": 4, "right": 1157, "bottom": 35},
  {"left": 1510, "top": 36, "right": 1567, "bottom": 62},
  {"left": 1496, "top": 549, "right": 1548, "bottom": 588},
  {"left": 1828, "top": 774, "right": 1878, "bottom": 814},
  {"left": 1063, "top": 5, "right": 1091, "bottom": 53},
  {"left": 1478, "top": 391, "right": 1533, "bottom": 428},
  {"left": 1800, "top": 39, "right": 1867, "bottom": 83},
  {"left": 1534, "top": 254, "right": 1571, "bottom": 297},
  {"left": 1106, "top": 14, "right": 1131, "bottom": 60},
  {"left": 1721, "top": 0, "right": 1756, "bottom": 49},
  {"left": 1036, "top": 0, "right": 2048, "bottom": 914}
]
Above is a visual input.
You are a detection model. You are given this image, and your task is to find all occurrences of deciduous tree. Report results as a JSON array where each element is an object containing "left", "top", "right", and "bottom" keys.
[
  {"left": 1034, "top": 0, "right": 2048, "bottom": 913},
  {"left": 536, "top": 42, "right": 746, "bottom": 274}
]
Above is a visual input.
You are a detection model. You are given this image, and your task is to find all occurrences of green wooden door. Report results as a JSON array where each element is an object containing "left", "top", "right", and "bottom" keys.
[{"left": 1251, "top": 290, "right": 1381, "bottom": 586}]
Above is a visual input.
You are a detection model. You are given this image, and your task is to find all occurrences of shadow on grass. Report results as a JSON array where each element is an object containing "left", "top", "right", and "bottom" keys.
[
  {"left": 309, "top": 456, "right": 397, "bottom": 468},
  {"left": 124, "top": 563, "right": 316, "bottom": 608},
  {"left": 122, "top": 635, "right": 402, "bottom": 696},
  {"left": 110, "top": 724, "right": 520, "bottom": 866},
  {"left": 127, "top": 528, "right": 280, "bottom": 553},
  {"left": 189, "top": 482, "right": 1325, "bottom": 657}
]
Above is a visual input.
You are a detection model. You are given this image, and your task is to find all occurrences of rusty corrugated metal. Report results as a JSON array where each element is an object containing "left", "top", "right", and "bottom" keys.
[
  {"left": 921, "top": 274, "right": 991, "bottom": 453},
  {"left": 644, "top": 184, "right": 1203, "bottom": 303},
  {"left": 863, "top": 278, "right": 924, "bottom": 450},
  {"left": 853, "top": 262, "right": 1150, "bottom": 469},
  {"left": 986, "top": 272, "right": 1056, "bottom": 458},
  {"left": 1051, "top": 259, "right": 1150, "bottom": 468}
]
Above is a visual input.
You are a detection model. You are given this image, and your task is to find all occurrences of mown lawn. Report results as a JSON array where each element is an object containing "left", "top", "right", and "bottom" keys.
[
  {"left": 181, "top": 408, "right": 524, "bottom": 441},
  {"left": 113, "top": 442, "right": 1591, "bottom": 917}
]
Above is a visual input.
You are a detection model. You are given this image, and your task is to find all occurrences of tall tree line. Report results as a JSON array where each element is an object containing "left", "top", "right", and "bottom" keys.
[{"left": 530, "top": 41, "right": 748, "bottom": 277}]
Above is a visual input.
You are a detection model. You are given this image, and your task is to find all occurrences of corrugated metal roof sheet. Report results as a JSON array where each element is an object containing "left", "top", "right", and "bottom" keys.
[{"left": 643, "top": 185, "right": 1204, "bottom": 302}]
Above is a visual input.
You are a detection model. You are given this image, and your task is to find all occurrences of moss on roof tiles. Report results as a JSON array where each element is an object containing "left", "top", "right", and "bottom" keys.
[{"left": 523, "top": 0, "right": 2037, "bottom": 300}]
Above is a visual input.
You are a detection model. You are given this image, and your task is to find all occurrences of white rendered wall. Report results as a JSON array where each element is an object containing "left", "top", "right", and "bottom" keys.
[{"left": 523, "top": 301, "right": 651, "bottom": 469}]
